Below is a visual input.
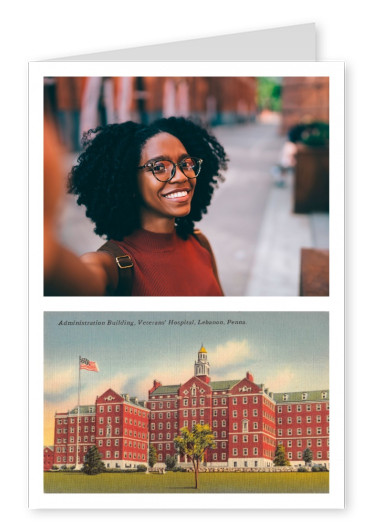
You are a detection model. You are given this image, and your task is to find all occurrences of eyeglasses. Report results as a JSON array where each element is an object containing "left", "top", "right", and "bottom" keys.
[{"left": 138, "top": 156, "right": 203, "bottom": 182}]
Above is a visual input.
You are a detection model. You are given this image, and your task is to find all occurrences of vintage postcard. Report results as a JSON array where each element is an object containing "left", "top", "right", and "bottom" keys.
[{"left": 30, "top": 310, "right": 343, "bottom": 509}]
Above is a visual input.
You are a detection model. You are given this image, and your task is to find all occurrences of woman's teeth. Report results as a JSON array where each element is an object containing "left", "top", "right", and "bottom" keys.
[{"left": 164, "top": 191, "right": 188, "bottom": 199}]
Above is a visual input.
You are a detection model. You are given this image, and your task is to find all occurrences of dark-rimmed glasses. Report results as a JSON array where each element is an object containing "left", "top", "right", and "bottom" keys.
[{"left": 138, "top": 156, "right": 203, "bottom": 182}]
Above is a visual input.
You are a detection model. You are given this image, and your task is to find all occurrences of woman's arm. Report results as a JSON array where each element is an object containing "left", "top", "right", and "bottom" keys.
[
  {"left": 44, "top": 117, "right": 118, "bottom": 296},
  {"left": 44, "top": 232, "right": 118, "bottom": 296}
]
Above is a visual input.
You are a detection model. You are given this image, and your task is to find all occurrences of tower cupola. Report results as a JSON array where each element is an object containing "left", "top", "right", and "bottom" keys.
[{"left": 194, "top": 344, "right": 210, "bottom": 381}]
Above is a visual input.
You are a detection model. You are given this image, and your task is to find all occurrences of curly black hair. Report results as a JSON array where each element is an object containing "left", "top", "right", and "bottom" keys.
[{"left": 68, "top": 116, "right": 228, "bottom": 240}]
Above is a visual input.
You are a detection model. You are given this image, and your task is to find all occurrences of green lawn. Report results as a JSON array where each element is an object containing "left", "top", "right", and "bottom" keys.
[{"left": 44, "top": 471, "right": 329, "bottom": 494}]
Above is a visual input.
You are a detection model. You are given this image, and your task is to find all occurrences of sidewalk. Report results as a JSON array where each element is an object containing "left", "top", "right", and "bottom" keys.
[{"left": 245, "top": 174, "right": 329, "bottom": 296}]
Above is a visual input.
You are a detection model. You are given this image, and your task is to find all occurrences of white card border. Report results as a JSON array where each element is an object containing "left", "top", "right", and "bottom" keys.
[{"left": 29, "top": 61, "right": 344, "bottom": 509}]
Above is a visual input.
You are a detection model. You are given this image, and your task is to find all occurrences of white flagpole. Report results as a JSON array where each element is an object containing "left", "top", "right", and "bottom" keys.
[{"left": 76, "top": 356, "right": 81, "bottom": 468}]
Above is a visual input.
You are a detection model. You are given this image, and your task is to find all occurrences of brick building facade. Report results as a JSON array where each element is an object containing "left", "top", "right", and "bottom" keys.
[
  {"left": 51, "top": 346, "right": 329, "bottom": 470},
  {"left": 147, "top": 346, "right": 329, "bottom": 469},
  {"left": 53, "top": 389, "right": 149, "bottom": 469}
]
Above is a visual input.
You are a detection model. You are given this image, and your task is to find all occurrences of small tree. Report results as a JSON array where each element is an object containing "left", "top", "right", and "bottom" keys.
[
  {"left": 165, "top": 454, "right": 178, "bottom": 470},
  {"left": 273, "top": 444, "right": 290, "bottom": 466},
  {"left": 82, "top": 445, "right": 106, "bottom": 475},
  {"left": 148, "top": 444, "right": 157, "bottom": 469},
  {"left": 303, "top": 447, "right": 313, "bottom": 466},
  {"left": 174, "top": 424, "right": 216, "bottom": 489}
]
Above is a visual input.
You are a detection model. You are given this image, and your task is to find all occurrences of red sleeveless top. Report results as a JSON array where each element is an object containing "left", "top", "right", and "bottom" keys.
[{"left": 114, "top": 229, "right": 223, "bottom": 296}]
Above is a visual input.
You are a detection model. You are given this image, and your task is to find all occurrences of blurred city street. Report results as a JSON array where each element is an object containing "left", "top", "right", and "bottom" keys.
[{"left": 58, "top": 120, "right": 328, "bottom": 296}]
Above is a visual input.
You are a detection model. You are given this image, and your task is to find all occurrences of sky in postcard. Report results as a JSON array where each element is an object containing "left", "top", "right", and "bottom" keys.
[{"left": 44, "top": 311, "right": 328, "bottom": 444}]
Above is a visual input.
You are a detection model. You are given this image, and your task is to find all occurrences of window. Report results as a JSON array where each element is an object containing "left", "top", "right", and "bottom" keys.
[
  {"left": 243, "top": 409, "right": 248, "bottom": 417},
  {"left": 243, "top": 397, "right": 248, "bottom": 404},
  {"left": 287, "top": 440, "right": 292, "bottom": 447},
  {"left": 307, "top": 416, "right": 311, "bottom": 423},
  {"left": 283, "top": 394, "right": 288, "bottom": 401},
  {"left": 287, "top": 405, "right": 292, "bottom": 412},
  {"left": 253, "top": 397, "right": 258, "bottom": 404},
  {"left": 288, "top": 429, "right": 292, "bottom": 435},
  {"left": 233, "top": 448, "right": 238, "bottom": 456},
  {"left": 213, "top": 453, "right": 217, "bottom": 460},
  {"left": 200, "top": 409, "right": 204, "bottom": 417},
  {"left": 221, "top": 431, "right": 226, "bottom": 438},
  {"left": 233, "top": 423, "right": 238, "bottom": 430},
  {"left": 243, "top": 435, "right": 248, "bottom": 443},
  {"left": 297, "top": 405, "right": 302, "bottom": 412},
  {"left": 253, "top": 422, "right": 258, "bottom": 429},
  {"left": 200, "top": 398, "right": 205, "bottom": 405},
  {"left": 221, "top": 453, "right": 226, "bottom": 461},
  {"left": 243, "top": 448, "right": 248, "bottom": 456},
  {"left": 233, "top": 435, "right": 238, "bottom": 443},
  {"left": 297, "top": 416, "right": 302, "bottom": 424},
  {"left": 221, "top": 441, "right": 226, "bottom": 448},
  {"left": 222, "top": 398, "right": 226, "bottom": 405},
  {"left": 278, "top": 406, "right": 282, "bottom": 413},
  {"left": 213, "top": 420, "right": 218, "bottom": 427},
  {"left": 278, "top": 429, "right": 282, "bottom": 436},
  {"left": 302, "top": 393, "right": 308, "bottom": 400},
  {"left": 317, "top": 439, "right": 322, "bottom": 447},
  {"left": 321, "top": 392, "right": 328, "bottom": 399},
  {"left": 233, "top": 410, "right": 237, "bottom": 417},
  {"left": 297, "top": 440, "right": 302, "bottom": 447},
  {"left": 287, "top": 417, "right": 292, "bottom": 424},
  {"left": 233, "top": 398, "right": 237, "bottom": 405},
  {"left": 253, "top": 448, "right": 258, "bottom": 455},
  {"left": 222, "top": 409, "right": 226, "bottom": 416},
  {"left": 316, "top": 416, "right": 321, "bottom": 423}
]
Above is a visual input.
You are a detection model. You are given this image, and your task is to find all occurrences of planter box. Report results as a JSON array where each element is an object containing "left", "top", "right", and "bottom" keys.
[
  {"left": 300, "top": 248, "right": 329, "bottom": 296},
  {"left": 294, "top": 143, "right": 329, "bottom": 213}
]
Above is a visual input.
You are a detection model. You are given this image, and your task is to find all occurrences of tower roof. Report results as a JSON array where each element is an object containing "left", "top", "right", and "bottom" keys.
[{"left": 199, "top": 345, "right": 207, "bottom": 353}]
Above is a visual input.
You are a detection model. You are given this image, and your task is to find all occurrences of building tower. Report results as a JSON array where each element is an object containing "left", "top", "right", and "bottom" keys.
[{"left": 194, "top": 345, "right": 210, "bottom": 380}]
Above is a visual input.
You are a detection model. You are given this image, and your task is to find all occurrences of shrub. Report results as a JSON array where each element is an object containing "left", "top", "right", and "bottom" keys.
[
  {"left": 297, "top": 467, "right": 308, "bottom": 472},
  {"left": 136, "top": 465, "right": 147, "bottom": 472},
  {"left": 312, "top": 464, "right": 328, "bottom": 472}
]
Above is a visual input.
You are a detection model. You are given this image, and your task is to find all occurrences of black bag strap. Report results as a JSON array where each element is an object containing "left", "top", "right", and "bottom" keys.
[{"left": 97, "top": 241, "right": 133, "bottom": 296}]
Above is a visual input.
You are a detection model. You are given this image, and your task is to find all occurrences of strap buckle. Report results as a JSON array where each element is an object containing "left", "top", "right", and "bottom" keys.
[{"left": 115, "top": 255, "right": 133, "bottom": 269}]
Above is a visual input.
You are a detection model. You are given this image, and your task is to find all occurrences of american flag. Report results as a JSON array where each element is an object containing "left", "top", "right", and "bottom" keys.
[{"left": 79, "top": 357, "right": 99, "bottom": 372}]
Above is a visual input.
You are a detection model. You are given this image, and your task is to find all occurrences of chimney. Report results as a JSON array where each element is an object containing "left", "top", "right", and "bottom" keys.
[{"left": 246, "top": 371, "right": 254, "bottom": 382}]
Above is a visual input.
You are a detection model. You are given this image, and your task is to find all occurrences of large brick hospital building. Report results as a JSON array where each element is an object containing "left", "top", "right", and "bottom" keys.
[{"left": 51, "top": 346, "right": 329, "bottom": 470}]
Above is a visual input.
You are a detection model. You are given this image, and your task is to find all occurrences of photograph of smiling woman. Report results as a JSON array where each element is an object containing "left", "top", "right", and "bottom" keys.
[{"left": 45, "top": 117, "right": 228, "bottom": 296}]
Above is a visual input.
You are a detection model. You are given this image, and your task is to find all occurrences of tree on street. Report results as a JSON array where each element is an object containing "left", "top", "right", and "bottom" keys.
[
  {"left": 174, "top": 424, "right": 216, "bottom": 489},
  {"left": 82, "top": 445, "right": 106, "bottom": 475},
  {"left": 273, "top": 444, "right": 290, "bottom": 466}
]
